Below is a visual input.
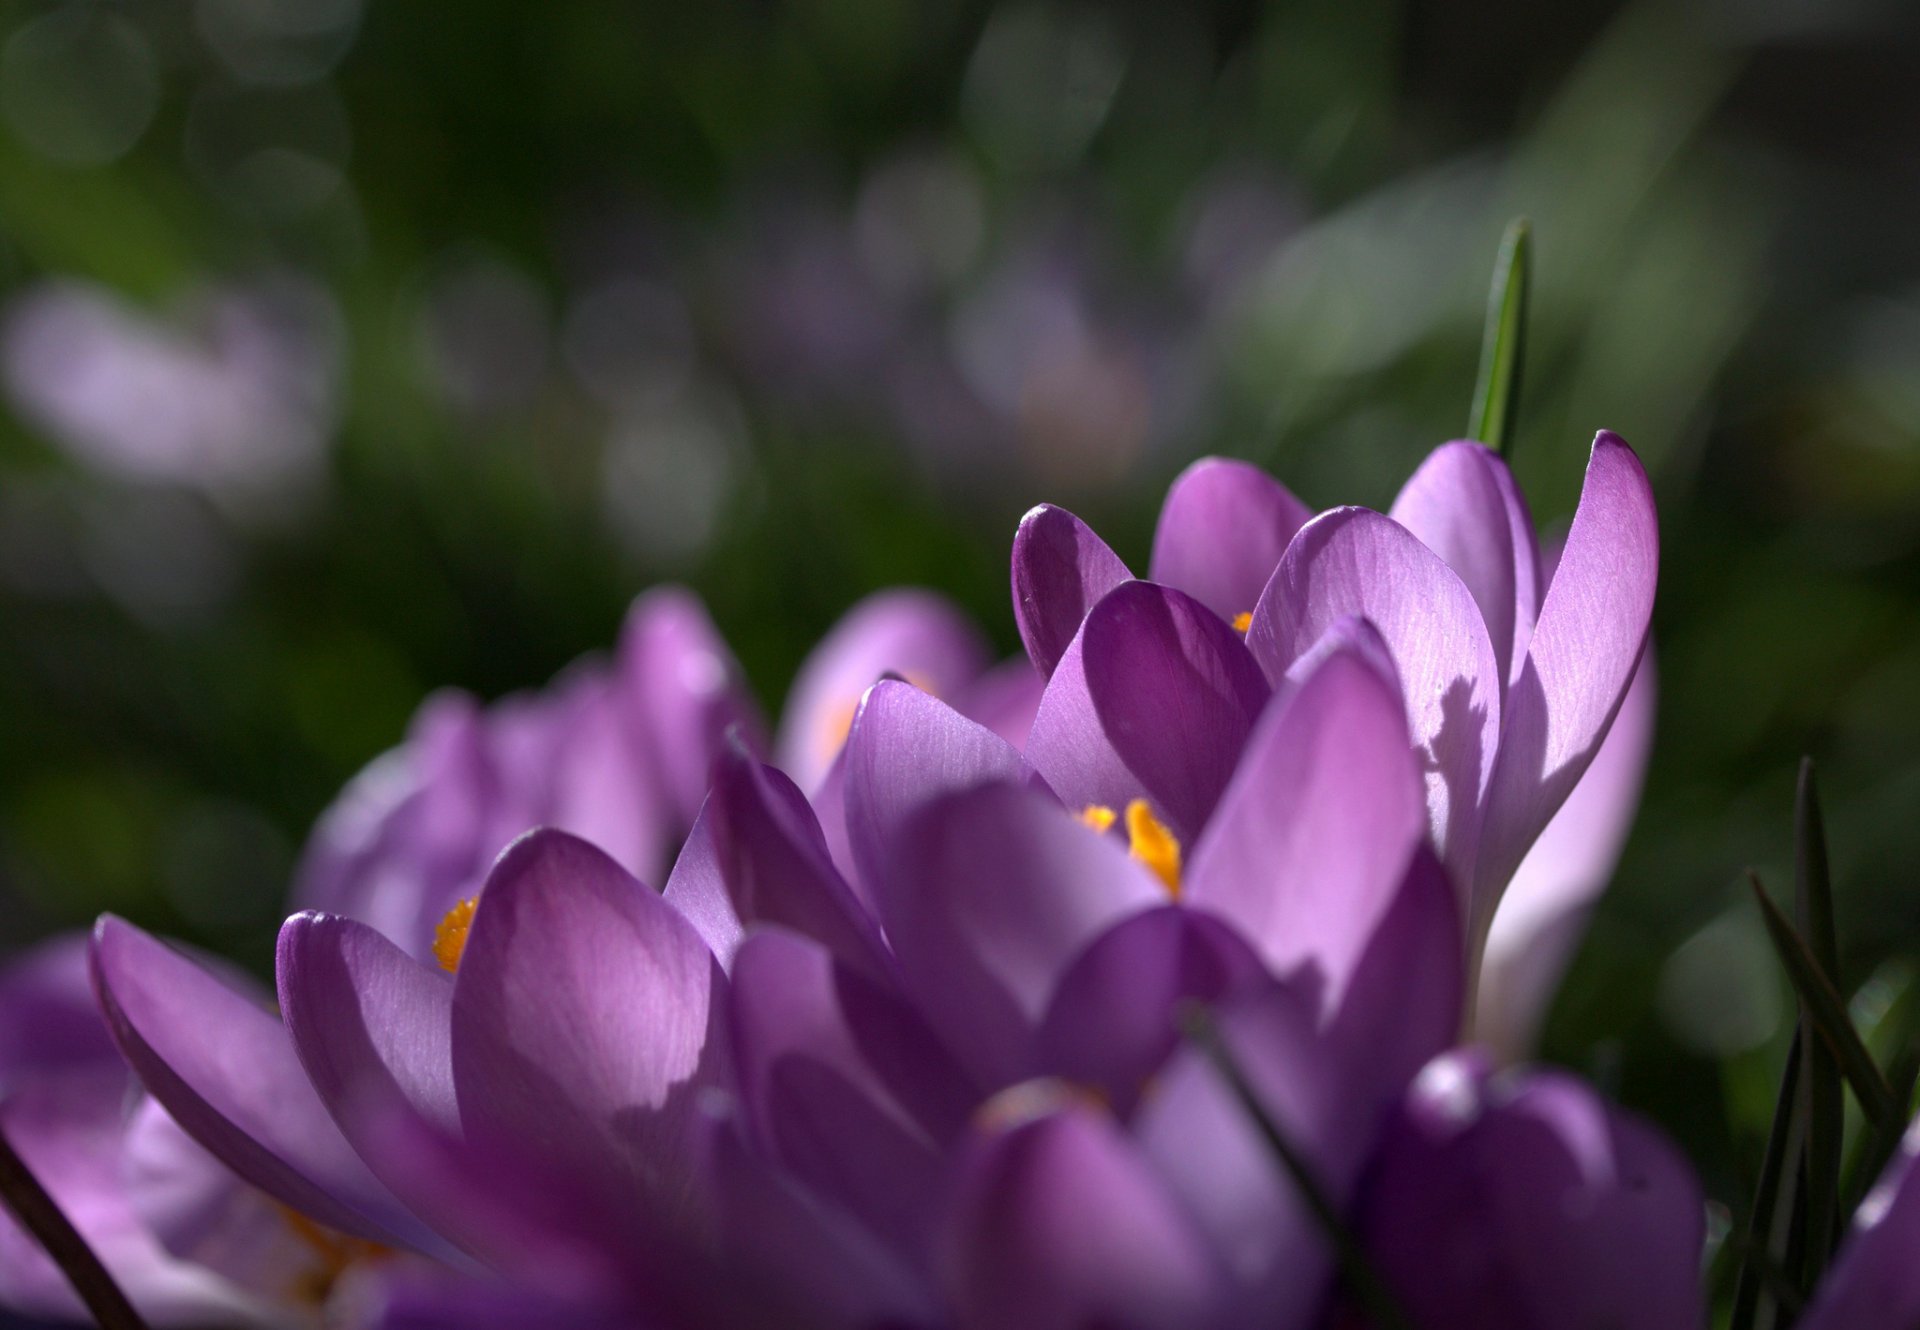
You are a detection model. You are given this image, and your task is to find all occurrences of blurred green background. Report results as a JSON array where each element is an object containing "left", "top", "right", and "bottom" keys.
[{"left": 3, "top": 0, "right": 1920, "bottom": 1263}]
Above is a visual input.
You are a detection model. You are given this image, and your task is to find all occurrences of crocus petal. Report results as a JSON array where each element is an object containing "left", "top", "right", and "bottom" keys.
[
  {"left": 1474, "top": 432, "right": 1658, "bottom": 933},
  {"left": 1359, "top": 1054, "right": 1705, "bottom": 1330},
  {"left": 943, "top": 1102, "right": 1225, "bottom": 1330},
  {"left": 1800, "top": 1118, "right": 1920, "bottom": 1330},
  {"left": 449, "top": 830, "right": 731, "bottom": 1230},
  {"left": 1184, "top": 634, "right": 1430, "bottom": 998},
  {"left": 1247, "top": 505, "right": 1502, "bottom": 882},
  {"left": 1477, "top": 650, "right": 1656, "bottom": 1060},
  {"left": 1389, "top": 441, "right": 1543, "bottom": 689},
  {"left": 1010, "top": 503, "right": 1132, "bottom": 678},
  {"left": 1034, "top": 906, "right": 1265, "bottom": 1117},
  {"left": 955, "top": 655, "right": 1047, "bottom": 750},
  {"left": 777, "top": 588, "right": 992, "bottom": 792},
  {"left": 89, "top": 916, "right": 440, "bottom": 1252},
  {"left": 0, "top": 932, "right": 119, "bottom": 1081},
  {"left": 879, "top": 782, "right": 1163, "bottom": 1089},
  {"left": 1130, "top": 980, "right": 1358, "bottom": 1327},
  {"left": 842, "top": 679, "right": 1034, "bottom": 902},
  {"left": 541, "top": 670, "right": 670, "bottom": 891},
  {"left": 1148, "top": 456, "right": 1313, "bottom": 623},
  {"left": 730, "top": 930, "right": 974, "bottom": 1267},
  {"left": 0, "top": 1071, "right": 285, "bottom": 1327},
  {"left": 1025, "top": 581, "right": 1270, "bottom": 843},
  {"left": 618, "top": 585, "right": 765, "bottom": 831}
]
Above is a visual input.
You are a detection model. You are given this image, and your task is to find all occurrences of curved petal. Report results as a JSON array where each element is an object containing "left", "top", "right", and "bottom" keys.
[
  {"left": 880, "top": 783, "right": 1162, "bottom": 1089},
  {"left": 955, "top": 655, "right": 1047, "bottom": 751},
  {"left": 1183, "top": 636, "right": 1431, "bottom": 996},
  {"left": 1024, "top": 581, "right": 1270, "bottom": 844},
  {"left": 777, "top": 588, "right": 991, "bottom": 792},
  {"left": 1034, "top": 906, "right": 1265, "bottom": 1117},
  {"left": 1477, "top": 650, "right": 1656, "bottom": 1060},
  {"left": 1801, "top": 1119, "right": 1920, "bottom": 1330},
  {"left": 1011, "top": 503, "right": 1132, "bottom": 678},
  {"left": 1247, "top": 505, "right": 1501, "bottom": 883},
  {"left": 1359, "top": 1054, "right": 1705, "bottom": 1330},
  {"left": 1475, "top": 432, "right": 1658, "bottom": 932},
  {"left": 449, "top": 830, "right": 731, "bottom": 1230},
  {"left": 1149, "top": 456, "right": 1312, "bottom": 623},
  {"left": 617, "top": 585, "right": 765, "bottom": 831},
  {"left": 89, "top": 916, "right": 440, "bottom": 1252},
  {"left": 943, "top": 1104, "right": 1225, "bottom": 1330},
  {"left": 730, "top": 930, "right": 974, "bottom": 1266},
  {"left": 1389, "top": 441, "right": 1543, "bottom": 689},
  {"left": 842, "top": 680, "right": 1034, "bottom": 903}
]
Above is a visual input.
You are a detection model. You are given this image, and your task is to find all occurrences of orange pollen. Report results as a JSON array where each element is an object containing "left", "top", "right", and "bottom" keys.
[
  {"left": 1078, "top": 804, "right": 1118, "bottom": 833},
  {"left": 1124, "top": 799, "right": 1182, "bottom": 898},
  {"left": 433, "top": 896, "right": 478, "bottom": 973},
  {"left": 1231, "top": 611, "right": 1253, "bottom": 635}
]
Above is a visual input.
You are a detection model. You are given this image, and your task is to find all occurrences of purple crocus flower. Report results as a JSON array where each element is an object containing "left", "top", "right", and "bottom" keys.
[
  {"left": 1010, "top": 432, "right": 1658, "bottom": 1046},
  {"left": 85, "top": 580, "right": 1701, "bottom": 1326}
]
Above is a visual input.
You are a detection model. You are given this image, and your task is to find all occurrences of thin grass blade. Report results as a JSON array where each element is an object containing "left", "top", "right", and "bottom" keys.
[
  {"left": 1467, "top": 217, "right": 1531, "bottom": 457},
  {"left": 1794, "top": 758, "right": 1844, "bottom": 1270},
  {"left": 1731, "top": 1035, "right": 1805, "bottom": 1330}
]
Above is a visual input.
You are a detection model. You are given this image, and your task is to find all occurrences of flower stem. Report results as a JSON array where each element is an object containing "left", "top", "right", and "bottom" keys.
[{"left": 0, "top": 1119, "right": 151, "bottom": 1330}]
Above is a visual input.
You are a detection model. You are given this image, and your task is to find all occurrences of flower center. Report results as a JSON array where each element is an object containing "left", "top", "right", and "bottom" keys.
[
  {"left": 276, "top": 1204, "right": 388, "bottom": 1305},
  {"left": 433, "top": 896, "right": 478, "bottom": 972},
  {"left": 1080, "top": 799, "right": 1182, "bottom": 898}
]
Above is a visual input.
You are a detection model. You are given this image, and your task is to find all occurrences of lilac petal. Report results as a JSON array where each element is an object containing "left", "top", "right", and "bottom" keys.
[
  {"left": 659, "top": 797, "right": 738, "bottom": 971},
  {"left": 343, "top": 1268, "right": 639, "bottom": 1330},
  {"left": 1183, "top": 637, "right": 1430, "bottom": 997},
  {"left": 449, "top": 830, "right": 731, "bottom": 1228},
  {"left": 1025, "top": 581, "right": 1270, "bottom": 843},
  {"left": 806, "top": 745, "right": 862, "bottom": 901},
  {"left": 1131, "top": 980, "right": 1357, "bottom": 1327},
  {"left": 730, "top": 930, "right": 974, "bottom": 1267},
  {"left": 842, "top": 679, "right": 1033, "bottom": 903},
  {"left": 0, "top": 932, "right": 119, "bottom": 1081},
  {"left": 777, "top": 588, "right": 992, "bottom": 793},
  {"left": 1149, "top": 456, "right": 1313, "bottom": 623},
  {"left": 1360, "top": 1054, "right": 1705, "bottom": 1330},
  {"left": 89, "top": 915, "right": 440, "bottom": 1251},
  {"left": 943, "top": 1102, "right": 1225, "bottom": 1330},
  {"left": 1801, "top": 1119, "right": 1920, "bottom": 1330},
  {"left": 1478, "top": 651, "right": 1656, "bottom": 1060},
  {"left": 0, "top": 1071, "right": 279, "bottom": 1326},
  {"left": 955, "top": 655, "right": 1047, "bottom": 750},
  {"left": 617, "top": 585, "right": 765, "bottom": 831},
  {"left": 1247, "top": 505, "right": 1502, "bottom": 881},
  {"left": 1474, "top": 432, "right": 1658, "bottom": 931},
  {"left": 1034, "top": 906, "right": 1265, "bottom": 1117},
  {"left": 541, "top": 671, "right": 670, "bottom": 891},
  {"left": 1389, "top": 441, "right": 1543, "bottom": 689},
  {"left": 880, "top": 782, "right": 1163, "bottom": 1089},
  {"left": 1011, "top": 503, "right": 1132, "bottom": 678}
]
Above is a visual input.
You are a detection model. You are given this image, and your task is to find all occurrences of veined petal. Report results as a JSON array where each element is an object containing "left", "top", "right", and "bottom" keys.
[
  {"left": 955, "top": 655, "right": 1047, "bottom": 751},
  {"left": 1184, "top": 635, "right": 1430, "bottom": 998},
  {"left": 1477, "top": 651, "right": 1656, "bottom": 1060},
  {"left": 89, "top": 916, "right": 441, "bottom": 1253},
  {"left": 1011, "top": 503, "right": 1132, "bottom": 678},
  {"left": 1474, "top": 432, "right": 1657, "bottom": 935},
  {"left": 1247, "top": 505, "right": 1502, "bottom": 884},
  {"left": 1149, "top": 456, "right": 1312, "bottom": 623},
  {"left": 842, "top": 679, "right": 1034, "bottom": 903},
  {"left": 777, "top": 588, "right": 991, "bottom": 793},
  {"left": 1359, "top": 1054, "right": 1704, "bottom": 1330},
  {"left": 943, "top": 1103, "right": 1225, "bottom": 1330},
  {"left": 880, "top": 783, "right": 1162, "bottom": 1089},
  {"left": 1025, "top": 581, "right": 1269, "bottom": 844},
  {"left": 449, "top": 830, "right": 731, "bottom": 1230},
  {"left": 1389, "top": 441, "right": 1543, "bottom": 690}
]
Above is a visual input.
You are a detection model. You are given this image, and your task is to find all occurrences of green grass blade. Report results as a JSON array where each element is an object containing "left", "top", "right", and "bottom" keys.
[
  {"left": 1794, "top": 759, "right": 1844, "bottom": 1270},
  {"left": 1751, "top": 873, "right": 1898, "bottom": 1127},
  {"left": 1731, "top": 1035, "right": 1805, "bottom": 1330},
  {"left": 1468, "top": 217, "right": 1532, "bottom": 457},
  {"left": 1179, "top": 1005, "right": 1413, "bottom": 1330},
  {"left": 1843, "top": 1046, "right": 1919, "bottom": 1218}
]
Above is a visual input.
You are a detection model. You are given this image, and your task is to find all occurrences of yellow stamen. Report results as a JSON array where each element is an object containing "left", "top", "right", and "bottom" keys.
[
  {"left": 277, "top": 1204, "right": 388, "bottom": 1304},
  {"left": 1231, "top": 611, "right": 1253, "bottom": 635},
  {"left": 1079, "top": 804, "right": 1118, "bottom": 833},
  {"left": 1125, "top": 799, "right": 1182, "bottom": 898},
  {"left": 433, "top": 897, "right": 478, "bottom": 973}
]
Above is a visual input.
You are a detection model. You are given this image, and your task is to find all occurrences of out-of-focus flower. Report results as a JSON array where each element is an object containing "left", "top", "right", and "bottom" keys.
[
  {"left": 1, "top": 276, "right": 341, "bottom": 513},
  {"left": 0, "top": 936, "right": 381, "bottom": 1326},
  {"left": 1798, "top": 1117, "right": 1920, "bottom": 1330},
  {"left": 1010, "top": 432, "right": 1658, "bottom": 1050}
]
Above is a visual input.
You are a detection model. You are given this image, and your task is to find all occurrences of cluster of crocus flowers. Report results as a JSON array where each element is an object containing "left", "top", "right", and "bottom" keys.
[{"left": 17, "top": 428, "right": 1916, "bottom": 1329}]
